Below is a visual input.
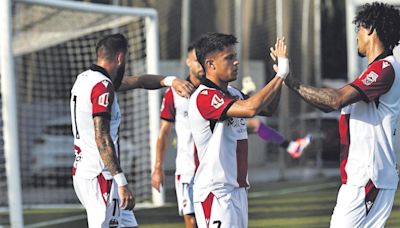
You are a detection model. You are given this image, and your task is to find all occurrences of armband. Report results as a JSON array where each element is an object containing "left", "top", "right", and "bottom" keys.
[
  {"left": 163, "top": 76, "right": 176, "bottom": 87},
  {"left": 114, "top": 173, "right": 128, "bottom": 186},
  {"left": 277, "top": 57, "right": 289, "bottom": 79}
]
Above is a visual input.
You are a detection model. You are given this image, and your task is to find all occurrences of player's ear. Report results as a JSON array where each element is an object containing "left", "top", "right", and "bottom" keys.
[
  {"left": 205, "top": 59, "right": 215, "bottom": 70},
  {"left": 117, "top": 52, "right": 124, "bottom": 65},
  {"left": 186, "top": 57, "right": 190, "bottom": 67},
  {"left": 367, "top": 26, "right": 374, "bottom": 36}
]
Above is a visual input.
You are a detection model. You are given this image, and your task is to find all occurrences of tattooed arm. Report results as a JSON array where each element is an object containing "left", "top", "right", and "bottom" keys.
[
  {"left": 93, "top": 116, "right": 135, "bottom": 210},
  {"left": 284, "top": 76, "right": 362, "bottom": 112},
  {"left": 93, "top": 116, "right": 122, "bottom": 175}
]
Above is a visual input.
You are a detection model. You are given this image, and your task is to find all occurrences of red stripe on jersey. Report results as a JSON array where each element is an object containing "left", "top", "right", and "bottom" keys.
[
  {"left": 202, "top": 193, "right": 214, "bottom": 228},
  {"left": 160, "top": 88, "right": 175, "bottom": 121},
  {"left": 97, "top": 173, "right": 112, "bottom": 205},
  {"left": 196, "top": 89, "right": 235, "bottom": 120},
  {"left": 339, "top": 114, "right": 350, "bottom": 184},
  {"left": 91, "top": 80, "right": 115, "bottom": 116},
  {"left": 236, "top": 139, "right": 249, "bottom": 187},
  {"left": 351, "top": 60, "right": 395, "bottom": 102}
]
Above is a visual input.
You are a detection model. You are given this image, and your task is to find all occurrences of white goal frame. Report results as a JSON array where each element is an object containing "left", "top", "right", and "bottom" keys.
[
  {"left": 346, "top": 0, "right": 400, "bottom": 81},
  {"left": 1, "top": 0, "right": 163, "bottom": 226}
]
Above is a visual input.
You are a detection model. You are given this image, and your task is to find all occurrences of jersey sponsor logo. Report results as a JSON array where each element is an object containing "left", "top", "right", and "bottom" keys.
[
  {"left": 227, "top": 117, "right": 246, "bottom": 127},
  {"left": 382, "top": 61, "right": 390, "bottom": 69},
  {"left": 211, "top": 94, "right": 224, "bottom": 109},
  {"left": 98, "top": 92, "right": 110, "bottom": 107},
  {"left": 362, "top": 71, "right": 378, "bottom": 86}
]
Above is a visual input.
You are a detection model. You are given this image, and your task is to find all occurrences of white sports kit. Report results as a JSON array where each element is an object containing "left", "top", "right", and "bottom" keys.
[
  {"left": 160, "top": 84, "right": 196, "bottom": 215},
  {"left": 70, "top": 64, "right": 138, "bottom": 228},
  {"left": 189, "top": 79, "right": 249, "bottom": 228},
  {"left": 330, "top": 53, "right": 400, "bottom": 227}
]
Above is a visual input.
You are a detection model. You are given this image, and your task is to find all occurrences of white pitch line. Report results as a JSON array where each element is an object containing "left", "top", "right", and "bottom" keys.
[
  {"left": 25, "top": 214, "right": 87, "bottom": 228},
  {"left": 248, "top": 181, "right": 339, "bottom": 199}
]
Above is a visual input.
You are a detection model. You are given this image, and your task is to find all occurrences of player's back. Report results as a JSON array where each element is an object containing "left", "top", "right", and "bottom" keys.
[{"left": 70, "top": 66, "right": 121, "bottom": 180}]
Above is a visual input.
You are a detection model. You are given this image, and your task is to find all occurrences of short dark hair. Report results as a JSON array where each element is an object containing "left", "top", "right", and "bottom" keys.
[
  {"left": 187, "top": 40, "right": 196, "bottom": 53},
  {"left": 195, "top": 32, "right": 238, "bottom": 71},
  {"left": 353, "top": 2, "right": 400, "bottom": 50},
  {"left": 95, "top": 33, "right": 128, "bottom": 61}
]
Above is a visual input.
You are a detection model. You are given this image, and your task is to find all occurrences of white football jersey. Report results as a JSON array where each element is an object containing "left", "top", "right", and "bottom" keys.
[
  {"left": 160, "top": 86, "right": 196, "bottom": 183},
  {"left": 70, "top": 64, "right": 121, "bottom": 180},
  {"left": 188, "top": 79, "right": 248, "bottom": 202},
  {"left": 340, "top": 53, "right": 400, "bottom": 189}
]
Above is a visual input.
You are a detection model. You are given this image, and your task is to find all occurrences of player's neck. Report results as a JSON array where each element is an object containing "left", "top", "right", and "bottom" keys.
[
  {"left": 96, "top": 60, "right": 120, "bottom": 81},
  {"left": 189, "top": 74, "right": 201, "bottom": 88},
  {"left": 366, "top": 41, "right": 385, "bottom": 64},
  {"left": 207, "top": 76, "right": 228, "bottom": 92}
]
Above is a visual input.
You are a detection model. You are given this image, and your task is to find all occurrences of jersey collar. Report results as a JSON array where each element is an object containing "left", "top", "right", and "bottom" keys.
[
  {"left": 202, "top": 78, "right": 227, "bottom": 93},
  {"left": 90, "top": 64, "right": 111, "bottom": 79},
  {"left": 369, "top": 50, "right": 393, "bottom": 65}
]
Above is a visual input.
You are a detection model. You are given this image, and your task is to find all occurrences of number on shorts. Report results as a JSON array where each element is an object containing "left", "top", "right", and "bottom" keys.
[{"left": 213, "top": 220, "right": 221, "bottom": 228}]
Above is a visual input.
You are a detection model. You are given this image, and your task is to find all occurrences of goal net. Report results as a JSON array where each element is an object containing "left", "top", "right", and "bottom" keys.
[{"left": 0, "top": 0, "right": 160, "bottom": 209}]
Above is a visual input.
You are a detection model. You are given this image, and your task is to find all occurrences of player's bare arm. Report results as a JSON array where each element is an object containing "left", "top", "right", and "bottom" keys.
[
  {"left": 151, "top": 120, "right": 173, "bottom": 192},
  {"left": 284, "top": 76, "right": 362, "bottom": 112},
  {"left": 118, "top": 75, "right": 194, "bottom": 98},
  {"left": 257, "top": 82, "right": 282, "bottom": 116},
  {"left": 94, "top": 116, "right": 122, "bottom": 175},
  {"left": 227, "top": 37, "right": 287, "bottom": 118},
  {"left": 93, "top": 116, "right": 135, "bottom": 210}
]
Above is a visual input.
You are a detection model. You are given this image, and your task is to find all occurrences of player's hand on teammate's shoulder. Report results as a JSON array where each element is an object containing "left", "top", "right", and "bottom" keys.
[
  {"left": 172, "top": 78, "right": 195, "bottom": 98},
  {"left": 118, "top": 186, "right": 136, "bottom": 210}
]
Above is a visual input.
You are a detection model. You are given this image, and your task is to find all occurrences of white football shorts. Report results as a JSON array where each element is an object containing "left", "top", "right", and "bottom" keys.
[
  {"left": 73, "top": 174, "right": 138, "bottom": 228},
  {"left": 194, "top": 187, "right": 248, "bottom": 228},
  {"left": 330, "top": 182, "right": 396, "bottom": 228},
  {"left": 175, "top": 175, "right": 195, "bottom": 216}
]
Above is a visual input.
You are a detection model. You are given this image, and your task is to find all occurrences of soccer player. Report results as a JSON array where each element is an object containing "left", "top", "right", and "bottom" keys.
[
  {"left": 151, "top": 43, "right": 204, "bottom": 228},
  {"left": 280, "top": 2, "right": 400, "bottom": 227},
  {"left": 188, "top": 33, "right": 289, "bottom": 227},
  {"left": 70, "top": 33, "right": 194, "bottom": 228}
]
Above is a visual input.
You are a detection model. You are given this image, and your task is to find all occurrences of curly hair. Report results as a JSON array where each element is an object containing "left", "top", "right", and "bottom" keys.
[
  {"left": 195, "top": 32, "right": 238, "bottom": 72},
  {"left": 353, "top": 2, "right": 400, "bottom": 50}
]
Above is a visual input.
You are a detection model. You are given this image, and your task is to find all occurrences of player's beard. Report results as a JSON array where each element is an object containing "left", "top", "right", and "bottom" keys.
[
  {"left": 358, "top": 49, "right": 366, "bottom": 58},
  {"left": 113, "top": 64, "right": 125, "bottom": 90}
]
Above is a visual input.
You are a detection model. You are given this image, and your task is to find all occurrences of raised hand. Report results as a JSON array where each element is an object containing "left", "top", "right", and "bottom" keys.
[{"left": 269, "top": 37, "right": 289, "bottom": 79}]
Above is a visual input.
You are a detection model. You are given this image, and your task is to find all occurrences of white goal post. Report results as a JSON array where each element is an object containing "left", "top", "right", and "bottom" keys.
[
  {"left": 1, "top": 0, "right": 164, "bottom": 226},
  {"left": 346, "top": 0, "right": 400, "bottom": 81}
]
